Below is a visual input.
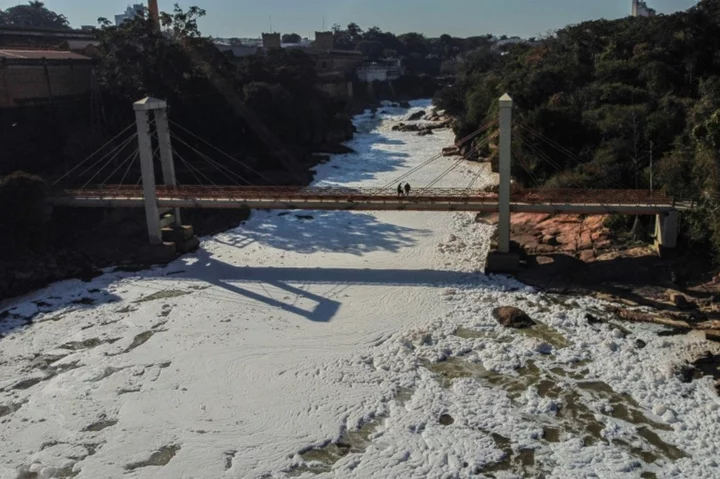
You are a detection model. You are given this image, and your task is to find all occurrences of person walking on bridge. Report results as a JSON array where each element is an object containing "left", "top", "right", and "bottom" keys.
[
  {"left": 404, "top": 183, "right": 411, "bottom": 197},
  {"left": 397, "top": 183, "right": 404, "bottom": 198}
]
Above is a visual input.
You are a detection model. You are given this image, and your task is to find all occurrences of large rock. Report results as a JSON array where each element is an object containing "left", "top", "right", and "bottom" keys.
[
  {"left": 407, "top": 110, "right": 425, "bottom": 121},
  {"left": 669, "top": 292, "right": 697, "bottom": 311},
  {"left": 492, "top": 306, "right": 536, "bottom": 329},
  {"left": 442, "top": 146, "right": 461, "bottom": 157},
  {"left": 392, "top": 123, "right": 420, "bottom": 132}
]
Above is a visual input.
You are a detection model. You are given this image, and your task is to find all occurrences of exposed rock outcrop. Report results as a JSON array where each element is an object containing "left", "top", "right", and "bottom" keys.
[{"left": 507, "top": 213, "right": 614, "bottom": 260}]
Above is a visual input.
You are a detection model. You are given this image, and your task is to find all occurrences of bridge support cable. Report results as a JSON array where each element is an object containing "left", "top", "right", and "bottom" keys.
[
  {"left": 462, "top": 150, "right": 496, "bottom": 194},
  {"left": 63, "top": 131, "right": 138, "bottom": 187},
  {"left": 113, "top": 150, "right": 139, "bottom": 191},
  {"left": 510, "top": 143, "right": 542, "bottom": 187},
  {"left": 417, "top": 134, "right": 495, "bottom": 195},
  {"left": 173, "top": 150, "right": 218, "bottom": 187},
  {"left": 515, "top": 129, "right": 629, "bottom": 192},
  {"left": 516, "top": 122, "right": 631, "bottom": 191},
  {"left": 169, "top": 119, "right": 280, "bottom": 186},
  {"left": 52, "top": 123, "right": 136, "bottom": 186},
  {"left": 371, "top": 119, "right": 498, "bottom": 196},
  {"left": 417, "top": 151, "right": 482, "bottom": 195},
  {"left": 98, "top": 149, "right": 140, "bottom": 187},
  {"left": 78, "top": 133, "right": 139, "bottom": 190},
  {"left": 169, "top": 132, "right": 253, "bottom": 186}
]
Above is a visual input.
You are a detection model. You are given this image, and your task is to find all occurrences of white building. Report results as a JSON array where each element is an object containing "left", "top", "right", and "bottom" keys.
[
  {"left": 632, "top": 0, "right": 656, "bottom": 17},
  {"left": 114, "top": 4, "right": 145, "bottom": 26},
  {"left": 357, "top": 60, "right": 403, "bottom": 83}
]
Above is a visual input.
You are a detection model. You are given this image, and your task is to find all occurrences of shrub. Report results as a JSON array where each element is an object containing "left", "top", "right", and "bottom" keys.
[{"left": 0, "top": 171, "right": 48, "bottom": 251}]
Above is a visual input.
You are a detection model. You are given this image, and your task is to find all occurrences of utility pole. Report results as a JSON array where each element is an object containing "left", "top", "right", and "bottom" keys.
[{"left": 650, "top": 140, "right": 654, "bottom": 194}]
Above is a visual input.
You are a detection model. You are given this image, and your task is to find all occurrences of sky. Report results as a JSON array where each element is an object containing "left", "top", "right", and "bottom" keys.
[{"left": 0, "top": 0, "right": 699, "bottom": 38}]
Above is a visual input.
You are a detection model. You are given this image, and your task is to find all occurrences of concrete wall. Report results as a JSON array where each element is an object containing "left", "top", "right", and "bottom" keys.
[{"left": 0, "top": 63, "right": 93, "bottom": 108}]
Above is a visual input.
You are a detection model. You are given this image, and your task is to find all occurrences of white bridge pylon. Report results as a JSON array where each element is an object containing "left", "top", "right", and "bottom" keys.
[{"left": 134, "top": 97, "right": 180, "bottom": 244}]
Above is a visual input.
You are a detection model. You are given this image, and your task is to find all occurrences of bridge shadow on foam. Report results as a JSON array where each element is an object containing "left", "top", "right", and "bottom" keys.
[
  {"left": 164, "top": 247, "right": 514, "bottom": 324},
  {"left": 213, "top": 210, "right": 430, "bottom": 256}
]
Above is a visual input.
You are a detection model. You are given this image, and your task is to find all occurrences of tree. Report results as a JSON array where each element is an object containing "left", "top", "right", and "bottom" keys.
[
  {"left": 282, "top": 33, "right": 302, "bottom": 44},
  {"left": 160, "top": 4, "right": 206, "bottom": 39},
  {"left": 0, "top": 1, "right": 70, "bottom": 29},
  {"left": 355, "top": 40, "right": 383, "bottom": 60}
]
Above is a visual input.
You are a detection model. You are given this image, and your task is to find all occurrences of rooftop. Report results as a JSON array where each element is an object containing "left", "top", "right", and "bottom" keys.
[{"left": 0, "top": 49, "right": 92, "bottom": 61}]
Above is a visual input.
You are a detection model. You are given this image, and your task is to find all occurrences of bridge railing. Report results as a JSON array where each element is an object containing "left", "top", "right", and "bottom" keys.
[{"left": 52, "top": 185, "right": 677, "bottom": 207}]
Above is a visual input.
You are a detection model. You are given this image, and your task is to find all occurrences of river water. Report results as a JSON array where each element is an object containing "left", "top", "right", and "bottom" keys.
[{"left": 1, "top": 101, "right": 719, "bottom": 478}]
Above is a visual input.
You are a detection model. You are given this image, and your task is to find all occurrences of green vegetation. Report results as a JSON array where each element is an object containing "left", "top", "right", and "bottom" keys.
[
  {"left": 92, "top": 6, "right": 350, "bottom": 179},
  {"left": 330, "top": 23, "right": 498, "bottom": 75},
  {"left": 0, "top": 171, "right": 48, "bottom": 252},
  {"left": 435, "top": 0, "right": 720, "bottom": 258},
  {"left": 0, "top": 1, "right": 70, "bottom": 29}
]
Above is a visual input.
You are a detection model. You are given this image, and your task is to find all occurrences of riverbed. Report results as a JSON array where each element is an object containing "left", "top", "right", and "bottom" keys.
[{"left": 1, "top": 101, "right": 719, "bottom": 478}]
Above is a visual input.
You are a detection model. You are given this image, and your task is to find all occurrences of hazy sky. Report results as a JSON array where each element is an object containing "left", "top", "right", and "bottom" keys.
[{"left": 1, "top": 0, "right": 699, "bottom": 38}]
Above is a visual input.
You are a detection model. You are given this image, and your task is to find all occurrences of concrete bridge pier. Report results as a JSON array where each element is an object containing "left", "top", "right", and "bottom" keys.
[
  {"left": 654, "top": 210, "right": 679, "bottom": 256},
  {"left": 134, "top": 98, "right": 163, "bottom": 246},
  {"left": 486, "top": 93, "right": 520, "bottom": 274},
  {"left": 133, "top": 97, "right": 198, "bottom": 257}
]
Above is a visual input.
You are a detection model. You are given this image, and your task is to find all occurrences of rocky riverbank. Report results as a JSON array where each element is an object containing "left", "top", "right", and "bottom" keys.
[{"left": 476, "top": 211, "right": 720, "bottom": 345}]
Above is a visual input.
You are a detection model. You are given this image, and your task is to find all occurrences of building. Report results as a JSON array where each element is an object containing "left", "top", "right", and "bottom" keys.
[
  {"left": 214, "top": 42, "right": 260, "bottom": 58},
  {"left": 0, "top": 49, "right": 95, "bottom": 108},
  {"left": 632, "top": 0, "right": 656, "bottom": 17},
  {"left": 115, "top": 4, "right": 145, "bottom": 26},
  {"left": 356, "top": 59, "right": 403, "bottom": 83},
  {"left": 261, "top": 33, "right": 281, "bottom": 50},
  {"left": 0, "top": 25, "right": 98, "bottom": 50}
]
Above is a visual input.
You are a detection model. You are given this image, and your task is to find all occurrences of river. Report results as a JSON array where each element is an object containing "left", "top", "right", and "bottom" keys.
[{"left": 1, "top": 101, "right": 719, "bottom": 478}]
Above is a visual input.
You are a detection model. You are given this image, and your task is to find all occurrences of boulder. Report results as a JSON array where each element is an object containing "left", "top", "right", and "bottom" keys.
[
  {"left": 535, "top": 244, "right": 556, "bottom": 254},
  {"left": 578, "top": 231, "right": 593, "bottom": 251},
  {"left": 393, "top": 123, "right": 420, "bottom": 132},
  {"left": 492, "top": 306, "right": 535, "bottom": 329},
  {"left": 417, "top": 129, "right": 434, "bottom": 136},
  {"left": 579, "top": 250, "right": 595, "bottom": 262},
  {"left": 407, "top": 110, "right": 425, "bottom": 121},
  {"left": 442, "top": 146, "right": 461, "bottom": 157},
  {"left": 438, "top": 414, "right": 454, "bottom": 426},
  {"left": 669, "top": 293, "right": 696, "bottom": 311}
]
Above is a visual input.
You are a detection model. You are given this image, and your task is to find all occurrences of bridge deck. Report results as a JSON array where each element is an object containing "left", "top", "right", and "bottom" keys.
[{"left": 49, "top": 186, "right": 680, "bottom": 215}]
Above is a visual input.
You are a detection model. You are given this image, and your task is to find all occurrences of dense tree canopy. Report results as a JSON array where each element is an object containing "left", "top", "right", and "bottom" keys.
[
  {"left": 435, "top": 0, "right": 720, "bottom": 257},
  {"left": 0, "top": 1, "right": 70, "bottom": 29},
  {"left": 93, "top": 6, "right": 349, "bottom": 179}
]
